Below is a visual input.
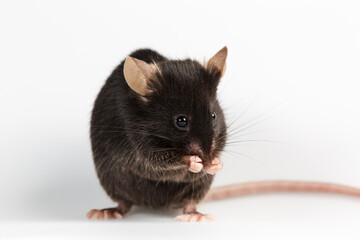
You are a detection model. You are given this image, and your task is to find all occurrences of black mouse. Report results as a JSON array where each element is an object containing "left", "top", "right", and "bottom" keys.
[{"left": 88, "top": 47, "right": 228, "bottom": 221}]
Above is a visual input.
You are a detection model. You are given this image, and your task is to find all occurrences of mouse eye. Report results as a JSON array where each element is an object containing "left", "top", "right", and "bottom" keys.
[
  {"left": 212, "top": 112, "right": 216, "bottom": 123},
  {"left": 175, "top": 115, "right": 188, "bottom": 129}
]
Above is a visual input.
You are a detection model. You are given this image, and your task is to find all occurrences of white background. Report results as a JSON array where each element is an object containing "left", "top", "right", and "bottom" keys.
[{"left": 1, "top": 0, "right": 360, "bottom": 239}]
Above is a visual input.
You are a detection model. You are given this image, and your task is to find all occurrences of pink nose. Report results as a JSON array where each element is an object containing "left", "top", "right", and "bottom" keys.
[{"left": 187, "top": 142, "right": 203, "bottom": 156}]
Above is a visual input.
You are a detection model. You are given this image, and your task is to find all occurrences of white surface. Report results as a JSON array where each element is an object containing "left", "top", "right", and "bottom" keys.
[{"left": 1, "top": 0, "right": 360, "bottom": 239}]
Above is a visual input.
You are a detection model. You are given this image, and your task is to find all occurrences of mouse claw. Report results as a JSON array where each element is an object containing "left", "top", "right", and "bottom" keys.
[
  {"left": 188, "top": 155, "right": 203, "bottom": 173},
  {"left": 205, "top": 157, "right": 223, "bottom": 175}
]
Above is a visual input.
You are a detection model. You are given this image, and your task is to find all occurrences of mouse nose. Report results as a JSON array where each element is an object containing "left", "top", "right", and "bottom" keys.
[{"left": 187, "top": 142, "right": 203, "bottom": 156}]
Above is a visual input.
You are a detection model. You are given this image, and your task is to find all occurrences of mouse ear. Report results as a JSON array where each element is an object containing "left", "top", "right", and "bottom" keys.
[
  {"left": 206, "top": 46, "right": 228, "bottom": 77},
  {"left": 123, "top": 56, "right": 157, "bottom": 96}
]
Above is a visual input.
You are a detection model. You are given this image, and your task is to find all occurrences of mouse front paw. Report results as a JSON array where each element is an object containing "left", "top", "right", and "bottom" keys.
[
  {"left": 188, "top": 155, "right": 203, "bottom": 173},
  {"left": 205, "top": 157, "right": 223, "bottom": 175}
]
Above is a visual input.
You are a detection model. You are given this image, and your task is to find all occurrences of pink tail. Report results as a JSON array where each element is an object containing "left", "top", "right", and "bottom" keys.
[{"left": 203, "top": 180, "right": 360, "bottom": 201}]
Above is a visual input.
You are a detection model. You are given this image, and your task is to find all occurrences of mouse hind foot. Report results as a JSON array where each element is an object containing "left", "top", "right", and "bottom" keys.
[
  {"left": 175, "top": 212, "right": 214, "bottom": 222},
  {"left": 175, "top": 201, "right": 214, "bottom": 222},
  {"left": 87, "top": 208, "right": 123, "bottom": 220},
  {"left": 87, "top": 200, "right": 132, "bottom": 220}
]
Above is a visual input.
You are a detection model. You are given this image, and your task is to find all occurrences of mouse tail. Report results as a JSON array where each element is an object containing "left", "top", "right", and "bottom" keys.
[{"left": 203, "top": 180, "right": 360, "bottom": 201}]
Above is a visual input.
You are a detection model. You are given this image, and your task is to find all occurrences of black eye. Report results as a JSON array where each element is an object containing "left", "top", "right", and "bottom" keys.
[
  {"left": 176, "top": 115, "right": 188, "bottom": 128},
  {"left": 212, "top": 112, "right": 216, "bottom": 123}
]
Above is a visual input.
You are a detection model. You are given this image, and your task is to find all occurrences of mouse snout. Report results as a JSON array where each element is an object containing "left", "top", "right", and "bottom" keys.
[
  {"left": 187, "top": 140, "right": 216, "bottom": 155},
  {"left": 187, "top": 142, "right": 203, "bottom": 157},
  {"left": 186, "top": 140, "right": 216, "bottom": 168}
]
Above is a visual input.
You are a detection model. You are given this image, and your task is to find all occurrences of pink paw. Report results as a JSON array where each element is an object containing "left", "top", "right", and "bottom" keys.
[
  {"left": 188, "top": 155, "right": 203, "bottom": 173},
  {"left": 205, "top": 158, "right": 223, "bottom": 175},
  {"left": 175, "top": 213, "right": 215, "bottom": 222},
  {"left": 87, "top": 208, "right": 123, "bottom": 220}
]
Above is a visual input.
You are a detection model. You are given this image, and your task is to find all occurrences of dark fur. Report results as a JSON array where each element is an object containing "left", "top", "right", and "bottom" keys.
[{"left": 90, "top": 49, "right": 227, "bottom": 209}]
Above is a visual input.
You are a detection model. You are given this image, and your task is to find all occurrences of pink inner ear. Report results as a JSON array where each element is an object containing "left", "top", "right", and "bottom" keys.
[{"left": 207, "top": 46, "right": 227, "bottom": 75}]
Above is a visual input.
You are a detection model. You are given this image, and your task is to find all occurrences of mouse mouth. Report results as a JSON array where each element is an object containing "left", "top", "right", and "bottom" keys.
[
  {"left": 188, "top": 150, "right": 203, "bottom": 157},
  {"left": 186, "top": 142, "right": 204, "bottom": 156}
]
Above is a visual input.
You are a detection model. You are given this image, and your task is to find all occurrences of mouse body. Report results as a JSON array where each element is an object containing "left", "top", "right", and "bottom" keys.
[
  {"left": 88, "top": 47, "right": 360, "bottom": 222},
  {"left": 88, "top": 47, "right": 228, "bottom": 220}
]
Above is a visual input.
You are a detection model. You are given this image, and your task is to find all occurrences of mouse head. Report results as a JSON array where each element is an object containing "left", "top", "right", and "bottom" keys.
[{"left": 123, "top": 47, "right": 228, "bottom": 167}]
